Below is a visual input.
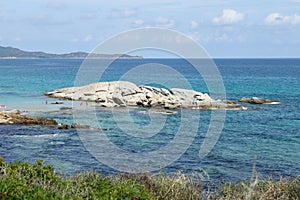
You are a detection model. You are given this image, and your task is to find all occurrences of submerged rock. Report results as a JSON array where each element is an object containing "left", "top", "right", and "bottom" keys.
[
  {"left": 71, "top": 123, "right": 90, "bottom": 129},
  {"left": 51, "top": 101, "right": 64, "bottom": 104},
  {"left": 45, "top": 81, "right": 243, "bottom": 110},
  {"left": 59, "top": 106, "right": 72, "bottom": 110},
  {"left": 239, "top": 97, "right": 281, "bottom": 105},
  {"left": 58, "top": 123, "right": 90, "bottom": 130},
  {"left": 58, "top": 124, "right": 70, "bottom": 129}
]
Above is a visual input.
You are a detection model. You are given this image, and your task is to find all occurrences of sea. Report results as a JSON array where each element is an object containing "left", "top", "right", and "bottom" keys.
[{"left": 0, "top": 58, "right": 299, "bottom": 186}]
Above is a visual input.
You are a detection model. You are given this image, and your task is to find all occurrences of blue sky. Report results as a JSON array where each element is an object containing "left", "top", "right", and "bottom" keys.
[{"left": 0, "top": 0, "right": 300, "bottom": 58}]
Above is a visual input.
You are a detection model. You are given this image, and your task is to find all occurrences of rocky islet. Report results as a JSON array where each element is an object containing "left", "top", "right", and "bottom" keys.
[{"left": 45, "top": 81, "right": 244, "bottom": 110}]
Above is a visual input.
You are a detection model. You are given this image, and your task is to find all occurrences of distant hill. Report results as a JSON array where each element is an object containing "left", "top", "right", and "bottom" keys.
[{"left": 0, "top": 46, "right": 143, "bottom": 59}]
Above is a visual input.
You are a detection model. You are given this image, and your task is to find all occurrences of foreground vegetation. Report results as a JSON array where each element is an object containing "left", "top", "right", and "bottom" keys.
[{"left": 0, "top": 157, "right": 299, "bottom": 199}]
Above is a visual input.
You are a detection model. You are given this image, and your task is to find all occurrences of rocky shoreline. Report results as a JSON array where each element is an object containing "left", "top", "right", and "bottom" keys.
[
  {"left": 45, "top": 81, "right": 244, "bottom": 110},
  {"left": 0, "top": 110, "right": 57, "bottom": 125},
  {"left": 0, "top": 110, "right": 92, "bottom": 130},
  {"left": 1, "top": 82, "right": 282, "bottom": 126}
]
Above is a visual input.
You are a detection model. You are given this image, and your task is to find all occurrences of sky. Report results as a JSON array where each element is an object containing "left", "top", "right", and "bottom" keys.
[{"left": 0, "top": 0, "right": 300, "bottom": 58}]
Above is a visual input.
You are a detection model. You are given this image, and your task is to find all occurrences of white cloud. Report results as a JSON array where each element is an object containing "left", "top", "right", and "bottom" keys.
[
  {"left": 156, "top": 16, "right": 175, "bottom": 28},
  {"left": 30, "top": 14, "right": 70, "bottom": 26},
  {"left": 264, "top": 13, "right": 300, "bottom": 25},
  {"left": 132, "top": 19, "right": 144, "bottom": 27},
  {"left": 187, "top": 33, "right": 199, "bottom": 41},
  {"left": 215, "top": 33, "right": 232, "bottom": 42},
  {"left": 13, "top": 37, "right": 22, "bottom": 42},
  {"left": 156, "top": 17, "right": 167, "bottom": 23},
  {"left": 80, "top": 11, "right": 99, "bottom": 20},
  {"left": 83, "top": 35, "right": 93, "bottom": 42},
  {"left": 110, "top": 9, "right": 136, "bottom": 18},
  {"left": 70, "top": 38, "right": 79, "bottom": 43},
  {"left": 213, "top": 9, "right": 244, "bottom": 25},
  {"left": 191, "top": 20, "right": 198, "bottom": 29},
  {"left": 71, "top": 35, "right": 104, "bottom": 43},
  {"left": 46, "top": 2, "right": 66, "bottom": 10}
]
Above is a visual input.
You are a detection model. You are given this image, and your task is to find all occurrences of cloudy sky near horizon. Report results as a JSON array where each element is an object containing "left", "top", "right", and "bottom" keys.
[{"left": 0, "top": 0, "right": 300, "bottom": 58}]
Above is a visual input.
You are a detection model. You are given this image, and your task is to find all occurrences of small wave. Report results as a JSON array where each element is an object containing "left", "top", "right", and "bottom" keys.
[
  {"left": 11, "top": 133, "right": 59, "bottom": 138},
  {"left": 0, "top": 85, "right": 14, "bottom": 89},
  {"left": 263, "top": 101, "right": 281, "bottom": 105},
  {"left": 49, "top": 141, "right": 65, "bottom": 145},
  {"left": 138, "top": 109, "right": 177, "bottom": 115},
  {"left": 0, "top": 92, "right": 19, "bottom": 95},
  {"left": 225, "top": 106, "right": 248, "bottom": 111},
  {"left": 20, "top": 94, "right": 44, "bottom": 97},
  {"left": 152, "top": 110, "right": 177, "bottom": 115}
]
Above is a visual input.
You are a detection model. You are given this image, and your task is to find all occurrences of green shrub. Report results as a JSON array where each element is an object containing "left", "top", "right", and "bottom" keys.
[
  {"left": 0, "top": 156, "right": 299, "bottom": 200},
  {"left": 0, "top": 157, "right": 151, "bottom": 199}
]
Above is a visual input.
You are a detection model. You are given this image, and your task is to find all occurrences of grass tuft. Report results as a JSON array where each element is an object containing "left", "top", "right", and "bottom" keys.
[
  {"left": 215, "top": 177, "right": 300, "bottom": 200},
  {"left": 117, "top": 171, "right": 203, "bottom": 200}
]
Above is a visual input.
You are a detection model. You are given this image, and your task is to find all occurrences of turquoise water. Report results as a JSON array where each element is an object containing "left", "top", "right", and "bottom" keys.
[{"left": 0, "top": 58, "right": 299, "bottom": 185}]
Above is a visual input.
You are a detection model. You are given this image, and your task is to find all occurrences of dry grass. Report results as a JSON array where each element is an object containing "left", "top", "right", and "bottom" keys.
[
  {"left": 214, "top": 177, "right": 300, "bottom": 200},
  {"left": 117, "top": 171, "right": 204, "bottom": 200}
]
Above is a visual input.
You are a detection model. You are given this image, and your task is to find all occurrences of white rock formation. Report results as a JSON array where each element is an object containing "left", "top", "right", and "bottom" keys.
[{"left": 45, "top": 81, "right": 242, "bottom": 109}]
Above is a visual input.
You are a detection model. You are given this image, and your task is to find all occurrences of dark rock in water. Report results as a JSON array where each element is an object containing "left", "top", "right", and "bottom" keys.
[
  {"left": 70, "top": 123, "right": 90, "bottom": 129},
  {"left": 11, "top": 116, "right": 58, "bottom": 126},
  {"left": 239, "top": 97, "right": 281, "bottom": 105},
  {"left": 58, "top": 124, "right": 70, "bottom": 129},
  {"left": 58, "top": 123, "right": 90, "bottom": 130},
  {"left": 51, "top": 101, "right": 64, "bottom": 104},
  {"left": 59, "top": 106, "right": 72, "bottom": 110}
]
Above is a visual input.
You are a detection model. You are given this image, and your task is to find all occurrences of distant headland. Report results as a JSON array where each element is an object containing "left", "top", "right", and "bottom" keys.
[{"left": 0, "top": 46, "right": 143, "bottom": 59}]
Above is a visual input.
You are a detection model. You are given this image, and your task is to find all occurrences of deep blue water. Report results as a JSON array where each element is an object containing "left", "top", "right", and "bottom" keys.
[{"left": 0, "top": 58, "right": 299, "bottom": 186}]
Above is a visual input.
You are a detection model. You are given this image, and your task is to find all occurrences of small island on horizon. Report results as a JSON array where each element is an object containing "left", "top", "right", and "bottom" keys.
[{"left": 0, "top": 45, "right": 143, "bottom": 59}]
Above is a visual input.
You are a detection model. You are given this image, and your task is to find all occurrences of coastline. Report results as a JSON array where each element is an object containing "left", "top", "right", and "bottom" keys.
[{"left": 0, "top": 58, "right": 299, "bottom": 194}]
